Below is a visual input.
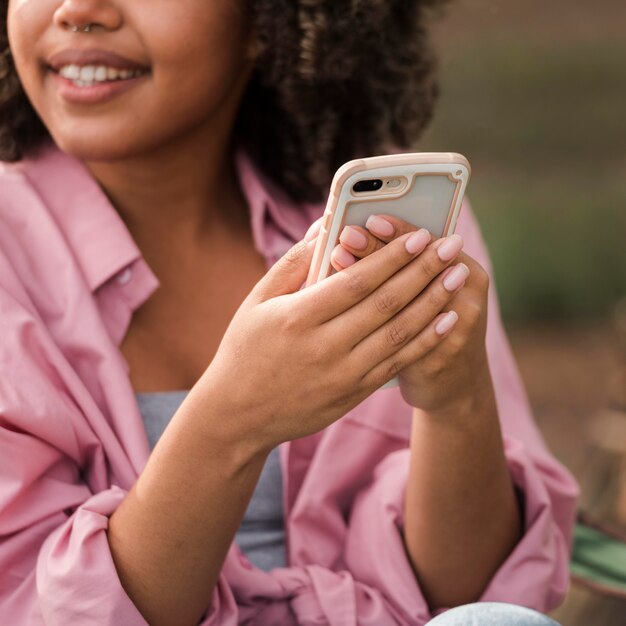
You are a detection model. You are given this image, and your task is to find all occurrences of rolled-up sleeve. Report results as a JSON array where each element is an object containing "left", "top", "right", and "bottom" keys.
[
  {"left": 341, "top": 202, "right": 579, "bottom": 622},
  {"left": 0, "top": 277, "right": 237, "bottom": 625}
]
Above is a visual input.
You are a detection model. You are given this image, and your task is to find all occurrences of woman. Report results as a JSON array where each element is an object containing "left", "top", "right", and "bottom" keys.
[{"left": 0, "top": 0, "right": 578, "bottom": 624}]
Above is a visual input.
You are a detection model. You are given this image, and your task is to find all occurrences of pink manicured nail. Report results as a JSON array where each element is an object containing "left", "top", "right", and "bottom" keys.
[
  {"left": 435, "top": 311, "right": 458, "bottom": 335},
  {"left": 365, "top": 215, "right": 395, "bottom": 237},
  {"left": 339, "top": 226, "right": 368, "bottom": 250},
  {"left": 437, "top": 234, "right": 464, "bottom": 261},
  {"left": 442, "top": 263, "right": 470, "bottom": 292},
  {"left": 333, "top": 245, "right": 356, "bottom": 268},
  {"left": 405, "top": 228, "right": 431, "bottom": 254}
]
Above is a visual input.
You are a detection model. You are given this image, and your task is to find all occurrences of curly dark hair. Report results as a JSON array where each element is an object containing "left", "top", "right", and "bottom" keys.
[{"left": 1, "top": 0, "right": 447, "bottom": 203}]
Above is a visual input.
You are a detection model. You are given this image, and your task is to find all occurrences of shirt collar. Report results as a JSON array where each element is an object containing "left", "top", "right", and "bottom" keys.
[
  {"left": 21, "top": 140, "right": 313, "bottom": 296},
  {"left": 233, "top": 142, "right": 316, "bottom": 253}
]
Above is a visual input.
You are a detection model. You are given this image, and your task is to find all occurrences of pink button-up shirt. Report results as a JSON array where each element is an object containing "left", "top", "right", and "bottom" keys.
[{"left": 0, "top": 142, "right": 579, "bottom": 625}]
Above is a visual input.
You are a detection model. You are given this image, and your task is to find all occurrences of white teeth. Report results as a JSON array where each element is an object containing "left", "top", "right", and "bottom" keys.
[
  {"left": 59, "top": 64, "right": 81, "bottom": 80},
  {"left": 79, "top": 65, "right": 95, "bottom": 81},
  {"left": 57, "top": 64, "right": 145, "bottom": 86},
  {"left": 94, "top": 65, "right": 107, "bottom": 81}
]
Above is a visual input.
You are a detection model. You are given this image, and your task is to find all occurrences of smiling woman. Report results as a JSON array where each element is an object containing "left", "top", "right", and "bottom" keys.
[
  {"left": 1, "top": 0, "right": 443, "bottom": 202},
  {"left": 4, "top": 0, "right": 254, "bottom": 163},
  {"left": 0, "top": 2, "right": 577, "bottom": 626}
]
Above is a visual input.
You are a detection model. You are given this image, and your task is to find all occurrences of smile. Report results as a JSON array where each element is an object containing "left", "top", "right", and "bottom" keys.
[{"left": 57, "top": 64, "right": 148, "bottom": 87}]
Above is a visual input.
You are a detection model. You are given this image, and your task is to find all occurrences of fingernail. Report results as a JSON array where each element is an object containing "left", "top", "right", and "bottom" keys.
[
  {"left": 365, "top": 215, "right": 395, "bottom": 237},
  {"left": 437, "top": 234, "right": 464, "bottom": 261},
  {"left": 334, "top": 246, "right": 357, "bottom": 268},
  {"left": 405, "top": 228, "right": 431, "bottom": 254},
  {"left": 339, "top": 226, "right": 368, "bottom": 250},
  {"left": 435, "top": 311, "right": 458, "bottom": 335},
  {"left": 442, "top": 263, "right": 470, "bottom": 292},
  {"left": 304, "top": 219, "right": 321, "bottom": 242}
]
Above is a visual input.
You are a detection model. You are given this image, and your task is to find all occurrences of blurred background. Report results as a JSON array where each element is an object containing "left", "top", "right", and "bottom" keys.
[{"left": 420, "top": 0, "right": 626, "bottom": 623}]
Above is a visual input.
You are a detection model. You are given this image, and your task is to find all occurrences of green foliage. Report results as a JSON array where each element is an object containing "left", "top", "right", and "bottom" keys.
[{"left": 421, "top": 38, "right": 626, "bottom": 322}]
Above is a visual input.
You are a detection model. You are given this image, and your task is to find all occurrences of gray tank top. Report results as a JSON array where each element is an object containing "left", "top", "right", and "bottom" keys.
[{"left": 135, "top": 390, "right": 286, "bottom": 572}]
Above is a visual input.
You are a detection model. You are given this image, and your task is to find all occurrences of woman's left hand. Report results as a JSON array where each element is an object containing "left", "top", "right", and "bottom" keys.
[{"left": 330, "top": 214, "right": 493, "bottom": 416}]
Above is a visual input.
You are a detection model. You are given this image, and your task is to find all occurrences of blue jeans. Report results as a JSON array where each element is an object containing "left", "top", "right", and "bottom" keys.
[{"left": 426, "top": 602, "right": 561, "bottom": 625}]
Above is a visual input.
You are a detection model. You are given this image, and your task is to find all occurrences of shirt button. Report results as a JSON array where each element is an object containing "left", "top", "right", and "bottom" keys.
[{"left": 116, "top": 267, "right": 133, "bottom": 285}]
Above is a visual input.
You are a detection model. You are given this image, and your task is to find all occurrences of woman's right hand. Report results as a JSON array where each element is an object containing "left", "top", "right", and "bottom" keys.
[{"left": 193, "top": 225, "right": 465, "bottom": 453}]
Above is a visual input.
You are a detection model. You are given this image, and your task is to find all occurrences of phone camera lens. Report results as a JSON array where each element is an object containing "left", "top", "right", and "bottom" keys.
[{"left": 353, "top": 179, "right": 383, "bottom": 193}]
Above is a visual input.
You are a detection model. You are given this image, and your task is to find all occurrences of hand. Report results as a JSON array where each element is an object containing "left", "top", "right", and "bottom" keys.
[
  {"left": 332, "top": 214, "right": 492, "bottom": 416},
  {"left": 196, "top": 220, "right": 470, "bottom": 452}
]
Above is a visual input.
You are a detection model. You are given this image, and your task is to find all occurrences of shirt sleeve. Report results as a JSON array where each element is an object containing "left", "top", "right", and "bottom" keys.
[
  {"left": 0, "top": 250, "right": 417, "bottom": 626},
  {"left": 340, "top": 200, "right": 579, "bottom": 621},
  {"left": 0, "top": 264, "right": 238, "bottom": 625}
]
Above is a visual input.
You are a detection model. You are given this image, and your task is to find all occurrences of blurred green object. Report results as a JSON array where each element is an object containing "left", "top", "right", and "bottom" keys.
[
  {"left": 422, "top": 28, "right": 626, "bottom": 323},
  {"left": 571, "top": 515, "right": 626, "bottom": 598}
]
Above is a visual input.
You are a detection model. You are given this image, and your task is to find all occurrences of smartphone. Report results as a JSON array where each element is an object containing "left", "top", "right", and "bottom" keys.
[{"left": 306, "top": 152, "right": 471, "bottom": 388}]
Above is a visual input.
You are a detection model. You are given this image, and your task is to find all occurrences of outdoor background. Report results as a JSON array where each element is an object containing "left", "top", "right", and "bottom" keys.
[{"left": 420, "top": 0, "right": 626, "bottom": 623}]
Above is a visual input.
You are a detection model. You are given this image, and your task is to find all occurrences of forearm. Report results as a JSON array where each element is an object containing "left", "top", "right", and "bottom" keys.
[
  {"left": 402, "top": 374, "right": 522, "bottom": 609},
  {"left": 107, "top": 387, "right": 271, "bottom": 626}
]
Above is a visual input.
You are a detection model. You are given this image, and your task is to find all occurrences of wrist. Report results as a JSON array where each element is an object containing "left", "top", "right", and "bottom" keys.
[
  {"left": 416, "top": 369, "right": 497, "bottom": 426},
  {"left": 176, "top": 382, "right": 275, "bottom": 471}
]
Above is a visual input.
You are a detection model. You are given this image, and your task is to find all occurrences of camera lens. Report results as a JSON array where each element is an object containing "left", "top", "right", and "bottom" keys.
[{"left": 353, "top": 179, "right": 383, "bottom": 193}]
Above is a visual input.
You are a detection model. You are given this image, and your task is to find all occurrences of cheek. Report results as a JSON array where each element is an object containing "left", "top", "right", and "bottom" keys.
[
  {"left": 146, "top": 13, "right": 250, "bottom": 121},
  {"left": 7, "top": 0, "right": 52, "bottom": 91}
]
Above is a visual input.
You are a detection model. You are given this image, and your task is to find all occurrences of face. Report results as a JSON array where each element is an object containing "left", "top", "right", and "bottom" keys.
[{"left": 7, "top": 0, "right": 254, "bottom": 161}]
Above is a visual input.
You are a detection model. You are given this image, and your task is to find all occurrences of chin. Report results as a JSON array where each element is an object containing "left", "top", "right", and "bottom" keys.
[{"left": 50, "top": 126, "right": 162, "bottom": 163}]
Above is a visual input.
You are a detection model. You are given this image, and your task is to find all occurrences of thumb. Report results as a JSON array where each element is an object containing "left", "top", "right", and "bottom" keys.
[{"left": 254, "top": 237, "right": 318, "bottom": 301}]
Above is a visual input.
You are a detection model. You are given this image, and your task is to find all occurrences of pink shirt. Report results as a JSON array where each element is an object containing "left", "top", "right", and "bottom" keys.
[{"left": 0, "top": 142, "right": 579, "bottom": 625}]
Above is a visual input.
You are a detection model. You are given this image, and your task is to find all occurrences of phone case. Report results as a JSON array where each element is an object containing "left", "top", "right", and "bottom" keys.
[{"left": 307, "top": 152, "right": 471, "bottom": 388}]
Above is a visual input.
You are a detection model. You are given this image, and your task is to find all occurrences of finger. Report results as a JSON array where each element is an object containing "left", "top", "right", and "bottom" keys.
[
  {"left": 300, "top": 228, "right": 434, "bottom": 323},
  {"left": 304, "top": 216, "right": 324, "bottom": 242},
  {"left": 351, "top": 262, "right": 469, "bottom": 367},
  {"left": 330, "top": 244, "right": 357, "bottom": 271},
  {"left": 364, "top": 214, "right": 421, "bottom": 244},
  {"left": 331, "top": 233, "right": 465, "bottom": 344},
  {"left": 360, "top": 309, "right": 460, "bottom": 389},
  {"left": 454, "top": 251, "right": 491, "bottom": 293},
  {"left": 253, "top": 238, "right": 318, "bottom": 301},
  {"left": 336, "top": 225, "right": 385, "bottom": 260}
]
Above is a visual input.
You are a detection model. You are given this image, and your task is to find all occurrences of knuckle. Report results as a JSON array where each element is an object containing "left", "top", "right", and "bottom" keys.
[
  {"left": 386, "top": 359, "right": 404, "bottom": 379},
  {"left": 374, "top": 288, "right": 400, "bottom": 316},
  {"left": 474, "top": 264, "right": 490, "bottom": 290},
  {"left": 282, "top": 240, "right": 307, "bottom": 266},
  {"left": 422, "top": 356, "right": 445, "bottom": 378},
  {"left": 445, "top": 333, "right": 465, "bottom": 356},
  {"left": 464, "top": 299, "right": 483, "bottom": 324},
  {"left": 281, "top": 308, "right": 303, "bottom": 332},
  {"left": 364, "top": 237, "right": 383, "bottom": 257},
  {"left": 426, "top": 285, "right": 449, "bottom": 310},
  {"left": 386, "top": 319, "right": 408, "bottom": 347},
  {"left": 419, "top": 252, "right": 441, "bottom": 278},
  {"left": 344, "top": 271, "right": 370, "bottom": 297}
]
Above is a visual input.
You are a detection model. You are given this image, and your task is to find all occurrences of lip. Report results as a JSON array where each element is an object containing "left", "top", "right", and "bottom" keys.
[{"left": 47, "top": 48, "right": 150, "bottom": 72}]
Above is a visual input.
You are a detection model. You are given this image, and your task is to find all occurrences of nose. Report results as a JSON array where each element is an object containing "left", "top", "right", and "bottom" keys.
[{"left": 53, "top": 0, "right": 123, "bottom": 33}]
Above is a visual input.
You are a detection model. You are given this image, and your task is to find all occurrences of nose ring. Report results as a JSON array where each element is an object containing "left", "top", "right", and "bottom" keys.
[{"left": 70, "top": 24, "right": 94, "bottom": 33}]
